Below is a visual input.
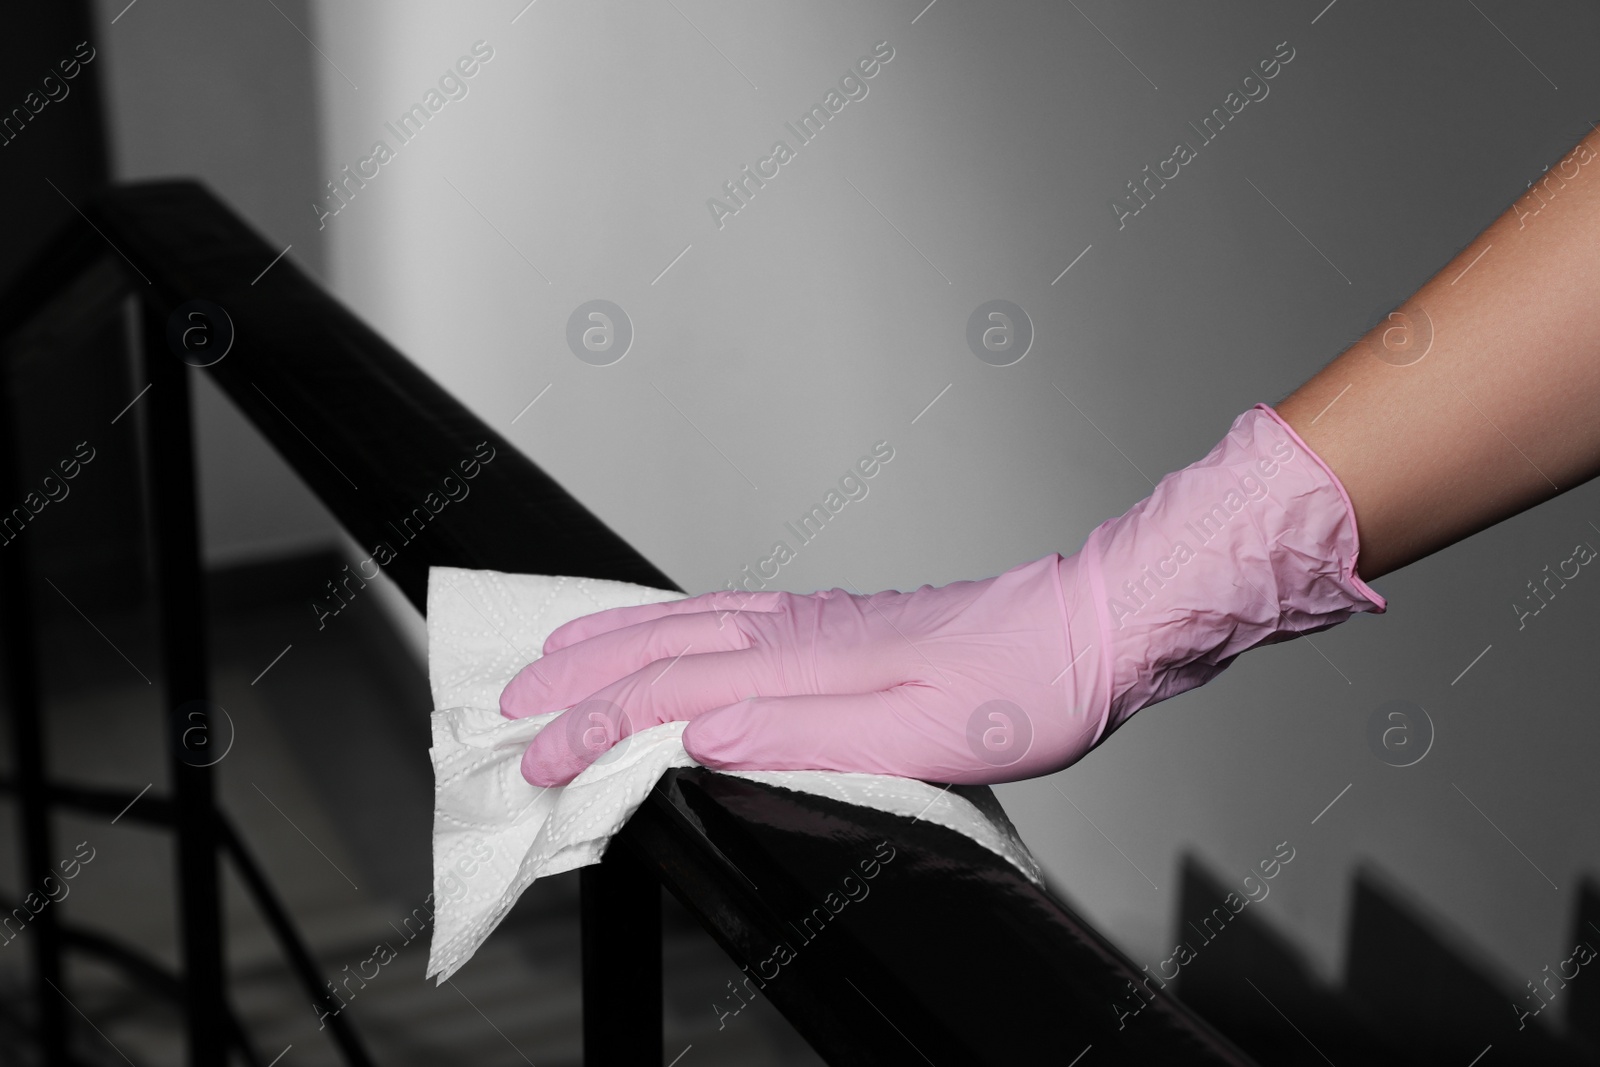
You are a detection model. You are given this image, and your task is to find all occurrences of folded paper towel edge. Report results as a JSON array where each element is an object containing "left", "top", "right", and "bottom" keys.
[{"left": 424, "top": 705, "right": 1047, "bottom": 984}]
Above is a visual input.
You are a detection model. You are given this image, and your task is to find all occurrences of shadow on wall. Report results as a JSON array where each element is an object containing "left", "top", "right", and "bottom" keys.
[{"left": 1148, "top": 857, "right": 1600, "bottom": 1065}]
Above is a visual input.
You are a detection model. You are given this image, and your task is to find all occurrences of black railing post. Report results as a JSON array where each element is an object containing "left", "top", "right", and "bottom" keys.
[
  {"left": 140, "top": 301, "right": 228, "bottom": 1066},
  {"left": 217, "top": 821, "right": 378, "bottom": 1067},
  {"left": 0, "top": 376, "right": 68, "bottom": 1064},
  {"left": 581, "top": 845, "right": 663, "bottom": 1065}
]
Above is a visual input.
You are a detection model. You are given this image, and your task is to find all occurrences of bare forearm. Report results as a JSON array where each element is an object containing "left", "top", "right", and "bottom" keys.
[{"left": 1277, "top": 125, "right": 1600, "bottom": 581}]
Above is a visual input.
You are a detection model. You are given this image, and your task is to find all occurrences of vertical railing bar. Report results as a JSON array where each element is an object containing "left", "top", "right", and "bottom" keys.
[
  {"left": 138, "top": 298, "right": 229, "bottom": 1066},
  {"left": 216, "top": 818, "right": 379, "bottom": 1067},
  {"left": 581, "top": 844, "right": 663, "bottom": 1065},
  {"left": 0, "top": 368, "right": 69, "bottom": 1064}
]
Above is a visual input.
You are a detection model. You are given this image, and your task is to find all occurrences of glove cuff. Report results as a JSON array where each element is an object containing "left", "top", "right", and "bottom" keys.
[
  {"left": 1252, "top": 401, "right": 1387, "bottom": 613},
  {"left": 1081, "top": 402, "right": 1385, "bottom": 734}
]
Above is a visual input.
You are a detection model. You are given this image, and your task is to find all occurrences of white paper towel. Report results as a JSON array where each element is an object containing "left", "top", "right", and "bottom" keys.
[{"left": 425, "top": 566, "right": 1044, "bottom": 983}]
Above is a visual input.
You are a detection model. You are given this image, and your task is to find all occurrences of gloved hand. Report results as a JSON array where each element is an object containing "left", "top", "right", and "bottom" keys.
[{"left": 500, "top": 403, "right": 1385, "bottom": 787}]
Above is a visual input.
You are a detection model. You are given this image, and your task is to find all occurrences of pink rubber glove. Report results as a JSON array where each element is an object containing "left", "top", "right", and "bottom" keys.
[{"left": 501, "top": 403, "right": 1386, "bottom": 786}]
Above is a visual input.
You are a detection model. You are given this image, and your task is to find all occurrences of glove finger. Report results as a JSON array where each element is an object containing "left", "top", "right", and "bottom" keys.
[
  {"left": 543, "top": 589, "right": 787, "bottom": 654},
  {"left": 518, "top": 646, "right": 788, "bottom": 786},
  {"left": 501, "top": 610, "right": 753, "bottom": 719},
  {"left": 682, "top": 689, "right": 981, "bottom": 780}
]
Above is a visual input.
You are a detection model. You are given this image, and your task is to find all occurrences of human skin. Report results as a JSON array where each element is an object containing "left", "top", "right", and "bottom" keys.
[{"left": 1276, "top": 124, "right": 1600, "bottom": 581}]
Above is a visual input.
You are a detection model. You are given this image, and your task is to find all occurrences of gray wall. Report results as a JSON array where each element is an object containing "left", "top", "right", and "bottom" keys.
[
  {"left": 94, "top": 0, "right": 343, "bottom": 567},
  {"left": 99, "top": 0, "right": 1600, "bottom": 1011}
]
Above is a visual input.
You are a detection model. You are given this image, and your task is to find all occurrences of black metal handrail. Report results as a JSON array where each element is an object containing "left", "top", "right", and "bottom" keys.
[{"left": 0, "top": 179, "right": 1256, "bottom": 1065}]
